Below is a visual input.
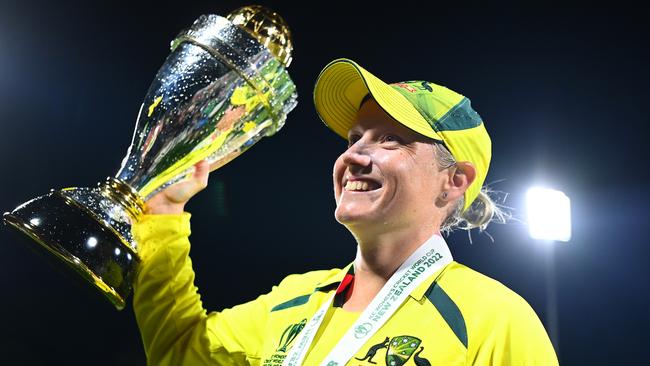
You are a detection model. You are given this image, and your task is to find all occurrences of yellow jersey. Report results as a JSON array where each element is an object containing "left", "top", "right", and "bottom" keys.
[{"left": 132, "top": 214, "right": 558, "bottom": 365}]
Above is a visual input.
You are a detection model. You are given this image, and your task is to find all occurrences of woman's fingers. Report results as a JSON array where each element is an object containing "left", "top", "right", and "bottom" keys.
[
  {"left": 144, "top": 160, "right": 210, "bottom": 215},
  {"left": 192, "top": 160, "right": 210, "bottom": 190}
]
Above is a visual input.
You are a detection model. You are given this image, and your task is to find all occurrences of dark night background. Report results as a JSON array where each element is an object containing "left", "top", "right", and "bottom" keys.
[{"left": 0, "top": 1, "right": 648, "bottom": 364}]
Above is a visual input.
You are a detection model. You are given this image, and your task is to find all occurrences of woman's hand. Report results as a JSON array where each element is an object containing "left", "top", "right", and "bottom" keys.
[{"left": 144, "top": 160, "right": 210, "bottom": 215}]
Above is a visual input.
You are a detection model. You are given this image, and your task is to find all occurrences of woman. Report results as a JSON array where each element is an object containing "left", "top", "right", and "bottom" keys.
[{"left": 133, "top": 59, "right": 558, "bottom": 365}]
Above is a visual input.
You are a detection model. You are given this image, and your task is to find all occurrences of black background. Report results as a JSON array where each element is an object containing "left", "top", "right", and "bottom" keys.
[{"left": 0, "top": 1, "right": 648, "bottom": 364}]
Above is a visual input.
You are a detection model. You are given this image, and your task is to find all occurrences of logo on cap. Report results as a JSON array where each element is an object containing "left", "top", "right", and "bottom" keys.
[
  {"left": 391, "top": 83, "right": 417, "bottom": 93},
  {"left": 391, "top": 81, "right": 435, "bottom": 93}
]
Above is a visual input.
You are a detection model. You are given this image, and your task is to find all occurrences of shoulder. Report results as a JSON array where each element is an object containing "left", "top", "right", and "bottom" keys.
[
  {"left": 264, "top": 267, "right": 346, "bottom": 311},
  {"left": 433, "top": 261, "right": 548, "bottom": 340},
  {"left": 435, "top": 262, "right": 555, "bottom": 352},
  {"left": 436, "top": 261, "right": 535, "bottom": 317},
  {"left": 275, "top": 267, "right": 344, "bottom": 293},
  {"left": 435, "top": 262, "right": 558, "bottom": 363}
]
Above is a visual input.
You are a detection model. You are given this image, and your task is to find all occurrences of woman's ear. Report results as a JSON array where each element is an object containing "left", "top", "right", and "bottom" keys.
[
  {"left": 455, "top": 161, "right": 476, "bottom": 189},
  {"left": 443, "top": 161, "right": 476, "bottom": 202}
]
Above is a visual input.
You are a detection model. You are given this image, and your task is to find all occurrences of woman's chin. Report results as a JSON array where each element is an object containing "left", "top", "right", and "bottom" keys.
[{"left": 334, "top": 208, "right": 377, "bottom": 227}]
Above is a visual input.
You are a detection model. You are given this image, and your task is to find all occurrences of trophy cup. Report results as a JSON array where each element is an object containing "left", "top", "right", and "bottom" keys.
[{"left": 3, "top": 5, "right": 297, "bottom": 310}]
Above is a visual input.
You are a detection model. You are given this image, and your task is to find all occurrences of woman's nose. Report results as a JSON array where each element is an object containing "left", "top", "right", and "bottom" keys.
[{"left": 341, "top": 145, "right": 372, "bottom": 168}]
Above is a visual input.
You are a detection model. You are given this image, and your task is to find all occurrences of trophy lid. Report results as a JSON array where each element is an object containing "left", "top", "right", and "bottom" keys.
[{"left": 226, "top": 5, "right": 293, "bottom": 67}]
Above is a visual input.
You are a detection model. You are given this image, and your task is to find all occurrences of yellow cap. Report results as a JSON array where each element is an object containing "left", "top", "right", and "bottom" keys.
[{"left": 314, "top": 58, "right": 491, "bottom": 211}]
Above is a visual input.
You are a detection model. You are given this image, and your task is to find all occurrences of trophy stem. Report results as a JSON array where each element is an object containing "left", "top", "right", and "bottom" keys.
[{"left": 98, "top": 177, "right": 145, "bottom": 220}]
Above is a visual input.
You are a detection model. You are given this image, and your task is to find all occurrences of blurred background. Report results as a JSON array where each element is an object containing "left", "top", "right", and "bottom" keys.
[{"left": 0, "top": 1, "right": 648, "bottom": 364}]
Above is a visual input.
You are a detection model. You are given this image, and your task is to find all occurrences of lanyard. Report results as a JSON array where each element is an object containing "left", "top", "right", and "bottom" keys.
[{"left": 282, "top": 234, "right": 452, "bottom": 366}]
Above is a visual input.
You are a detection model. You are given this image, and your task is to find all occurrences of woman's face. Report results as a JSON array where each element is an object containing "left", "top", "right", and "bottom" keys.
[{"left": 333, "top": 99, "right": 449, "bottom": 233}]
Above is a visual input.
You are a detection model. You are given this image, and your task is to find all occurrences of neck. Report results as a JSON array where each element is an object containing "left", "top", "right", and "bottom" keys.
[{"left": 342, "top": 225, "right": 440, "bottom": 312}]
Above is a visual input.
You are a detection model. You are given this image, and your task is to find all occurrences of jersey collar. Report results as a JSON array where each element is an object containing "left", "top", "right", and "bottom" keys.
[
  {"left": 314, "top": 259, "right": 454, "bottom": 305},
  {"left": 408, "top": 261, "right": 455, "bottom": 301},
  {"left": 315, "top": 262, "right": 354, "bottom": 290}
]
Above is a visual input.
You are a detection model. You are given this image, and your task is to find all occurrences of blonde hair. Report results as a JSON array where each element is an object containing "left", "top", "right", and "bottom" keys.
[{"left": 433, "top": 143, "right": 510, "bottom": 235}]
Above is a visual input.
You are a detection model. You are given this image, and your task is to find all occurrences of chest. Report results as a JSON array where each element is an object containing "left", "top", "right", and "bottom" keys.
[{"left": 258, "top": 297, "right": 467, "bottom": 366}]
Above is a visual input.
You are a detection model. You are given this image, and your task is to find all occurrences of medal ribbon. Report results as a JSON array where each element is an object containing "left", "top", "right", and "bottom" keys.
[{"left": 282, "top": 234, "right": 452, "bottom": 366}]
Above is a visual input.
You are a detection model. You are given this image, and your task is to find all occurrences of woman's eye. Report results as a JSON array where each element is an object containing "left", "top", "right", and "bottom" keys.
[{"left": 382, "top": 135, "right": 401, "bottom": 143}]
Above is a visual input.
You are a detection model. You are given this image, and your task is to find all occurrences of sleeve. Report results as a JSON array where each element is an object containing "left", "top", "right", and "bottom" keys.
[
  {"left": 131, "top": 213, "right": 272, "bottom": 366},
  {"left": 468, "top": 295, "right": 559, "bottom": 366}
]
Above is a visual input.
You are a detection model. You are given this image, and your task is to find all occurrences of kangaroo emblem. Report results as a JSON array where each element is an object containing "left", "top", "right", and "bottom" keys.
[{"left": 355, "top": 337, "right": 390, "bottom": 364}]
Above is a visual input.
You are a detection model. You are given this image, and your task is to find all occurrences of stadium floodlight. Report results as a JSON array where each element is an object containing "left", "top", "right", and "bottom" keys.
[{"left": 526, "top": 187, "right": 572, "bottom": 242}]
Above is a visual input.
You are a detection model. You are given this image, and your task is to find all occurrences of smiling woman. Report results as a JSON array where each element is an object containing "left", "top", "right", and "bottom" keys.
[
  {"left": 131, "top": 58, "right": 559, "bottom": 365},
  {"left": 332, "top": 100, "right": 449, "bottom": 238},
  {"left": 337, "top": 99, "right": 503, "bottom": 236}
]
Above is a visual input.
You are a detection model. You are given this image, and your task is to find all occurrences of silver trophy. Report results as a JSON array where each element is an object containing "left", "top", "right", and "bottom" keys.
[{"left": 3, "top": 5, "right": 297, "bottom": 310}]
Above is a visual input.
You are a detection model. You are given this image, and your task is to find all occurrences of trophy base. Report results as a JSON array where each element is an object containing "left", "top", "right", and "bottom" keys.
[{"left": 3, "top": 189, "right": 140, "bottom": 310}]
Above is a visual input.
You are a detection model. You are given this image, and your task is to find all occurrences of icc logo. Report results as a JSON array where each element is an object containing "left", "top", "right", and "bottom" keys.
[
  {"left": 354, "top": 322, "right": 373, "bottom": 339},
  {"left": 276, "top": 319, "right": 307, "bottom": 353}
]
